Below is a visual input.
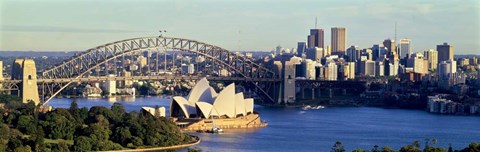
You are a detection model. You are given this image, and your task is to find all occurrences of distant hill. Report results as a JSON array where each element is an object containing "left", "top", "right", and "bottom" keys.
[
  {"left": 455, "top": 54, "right": 480, "bottom": 58},
  {"left": 0, "top": 51, "right": 78, "bottom": 57}
]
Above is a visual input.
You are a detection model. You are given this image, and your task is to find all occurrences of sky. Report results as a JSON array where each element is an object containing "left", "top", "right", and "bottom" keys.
[{"left": 0, "top": 0, "right": 479, "bottom": 54}]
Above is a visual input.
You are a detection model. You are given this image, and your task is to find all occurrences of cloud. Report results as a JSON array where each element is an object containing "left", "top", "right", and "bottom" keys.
[{"left": 0, "top": 25, "right": 148, "bottom": 33}]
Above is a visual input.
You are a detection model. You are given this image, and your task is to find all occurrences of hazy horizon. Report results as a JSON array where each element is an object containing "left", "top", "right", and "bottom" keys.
[{"left": 1, "top": 0, "right": 479, "bottom": 54}]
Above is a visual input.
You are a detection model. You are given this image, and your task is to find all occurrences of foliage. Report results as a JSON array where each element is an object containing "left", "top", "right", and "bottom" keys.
[
  {"left": 332, "top": 141, "right": 345, "bottom": 152},
  {"left": 0, "top": 95, "right": 193, "bottom": 151}
]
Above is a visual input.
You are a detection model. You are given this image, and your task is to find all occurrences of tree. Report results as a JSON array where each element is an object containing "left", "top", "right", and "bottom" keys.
[
  {"left": 16, "top": 115, "right": 35, "bottom": 134},
  {"left": 13, "top": 145, "right": 31, "bottom": 152},
  {"left": 381, "top": 146, "right": 396, "bottom": 152},
  {"left": 52, "top": 141, "right": 70, "bottom": 152},
  {"left": 72, "top": 136, "right": 92, "bottom": 152},
  {"left": 331, "top": 141, "right": 345, "bottom": 152},
  {"left": 352, "top": 149, "right": 368, "bottom": 152},
  {"left": 112, "top": 126, "right": 132, "bottom": 145},
  {"left": 372, "top": 145, "right": 380, "bottom": 152}
]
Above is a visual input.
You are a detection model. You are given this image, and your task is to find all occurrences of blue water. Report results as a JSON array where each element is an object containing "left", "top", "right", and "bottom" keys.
[{"left": 46, "top": 97, "right": 480, "bottom": 152}]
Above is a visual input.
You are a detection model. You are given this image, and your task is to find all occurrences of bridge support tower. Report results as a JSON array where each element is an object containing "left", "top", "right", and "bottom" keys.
[{"left": 11, "top": 59, "right": 40, "bottom": 105}]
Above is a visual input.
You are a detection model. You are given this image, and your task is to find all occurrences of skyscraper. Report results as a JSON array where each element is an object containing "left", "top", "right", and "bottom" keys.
[
  {"left": 399, "top": 39, "right": 411, "bottom": 59},
  {"left": 331, "top": 27, "right": 347, "bottom": 53},
  {"left": 307, "top": 29, "right": 324, "bottom": 49},
  {"left": 437, "top": 42, "right": 454, "bottom": 63},
  {"left": 383, "top": 39, "right": 396, "bottom": 54},
  {"left": 297, "top": 42, "right": 307, "bottom": 57},
  {"left": 424, "top": 49, "right": 438, "bottom": 71}
]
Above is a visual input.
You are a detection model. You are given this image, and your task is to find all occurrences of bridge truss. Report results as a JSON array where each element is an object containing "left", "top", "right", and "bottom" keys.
[{"left": 39, "top": 37, "right": 280, "bottom": 105}]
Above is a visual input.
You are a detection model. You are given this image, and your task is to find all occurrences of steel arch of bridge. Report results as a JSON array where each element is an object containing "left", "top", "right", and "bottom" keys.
[{"left": 40, "top": 36, "right": 279, "bottom": 105}]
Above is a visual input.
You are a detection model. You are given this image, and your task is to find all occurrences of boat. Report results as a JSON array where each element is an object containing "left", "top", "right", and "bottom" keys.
[
  {"left": 302, "top": 105, "right": 312, "bottom": 110},
  {"left": 207, "top": 116, "right": 223, "bottom": 133},
  {"left": 312, "top": 105, "right": 325, "bottom": 109}
]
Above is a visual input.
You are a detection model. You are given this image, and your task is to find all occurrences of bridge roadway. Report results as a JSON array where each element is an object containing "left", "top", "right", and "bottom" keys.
[{"left": 0, "top": 75, "right": 280, "bottom": 84}]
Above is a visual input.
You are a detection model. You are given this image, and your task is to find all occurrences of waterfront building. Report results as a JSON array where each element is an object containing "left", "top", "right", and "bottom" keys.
[
  {"left": 331, "top": 27, "right": 347, "bottom": 53},
  {"left": 170, "top": 78, "right": 254, "bottom": 118},
  {"left": 438, "top": 72, "right": 466, "bottom": 89},
  {"left": 83, "top": 84, "right": 102, "bottom": 97},
  {"left": 284, "top": 57, "right": 302, "bottom": 103},
  {"left": 105, "top": 74, "right": 117, "bottom": 96},
  {"left": 306, "top": 47, "right": 323, "bottom": 62},
  {"left": 424, "top": 49, "right": 438, "bottom": 71},
  {"left": 437, "top": 42, "right": 454, "bottom": 63},
  {"left": 428, "top": 95, "right": 453, "bottom": 114},
  {"left": 121, "top": 71, "right": 133, "bottom": 87},
  {"left": 308, "top": 29, "right": 325, "bottom": 49},
  {"left": 297, "top": 42, "right": 307, "bottom": 57},
  {"left": 399, "top": 39, "right": 411, "bottom": 59}
]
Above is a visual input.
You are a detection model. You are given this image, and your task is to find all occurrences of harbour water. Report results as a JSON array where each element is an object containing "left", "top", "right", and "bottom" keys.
[{"left": 47, "top": 97, "right": 480, "bottom": 151}]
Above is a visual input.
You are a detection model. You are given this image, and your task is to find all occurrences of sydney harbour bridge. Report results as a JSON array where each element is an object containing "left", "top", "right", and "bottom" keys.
[{"left": 0, "top": 36, "right": 366, "bottom": 106}]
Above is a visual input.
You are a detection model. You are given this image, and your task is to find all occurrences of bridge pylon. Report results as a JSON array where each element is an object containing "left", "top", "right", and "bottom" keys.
[{"left": 11, "top": 59, "right": 40, "bottom": 105}]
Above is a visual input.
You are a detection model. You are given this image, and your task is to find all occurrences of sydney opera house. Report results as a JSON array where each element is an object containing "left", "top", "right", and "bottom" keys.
[
  {"left": 170, "top": 77, "right": 254, "bottom": 118},
  {"left": 170, "top": 78, "right": 267, "bottom": 131}
]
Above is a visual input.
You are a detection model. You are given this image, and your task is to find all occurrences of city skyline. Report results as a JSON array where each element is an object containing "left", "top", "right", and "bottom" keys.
[{"left": 0, "top": 0, "right": 479, "bottom": 54}]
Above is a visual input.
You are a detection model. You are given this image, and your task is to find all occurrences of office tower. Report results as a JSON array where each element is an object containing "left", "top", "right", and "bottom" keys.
[
  {"left": 371, "top": 44, "right": 387, "bottom": 61},
  {"left": 303, "top": 59, "right": 317, "bottom": 80},
  {"left": 306, "top": 47, "right": 324, "bottom": 62},
  {"left": 383, "top": 39, "right": 396, "bottom": 55},
  {"left": 375, "top": 61, "right": 385, "bottom": 76},
  {"left": 407, "top": 53, "right": 427, "bottom": 74},
  {"left": 331, "top": 27, "right": 347, "bottom": 53},
  {"left": 437, "top": 42, "right": 454, "bottom": 63},
  {"left": 346, "top": 46, "right": 361, "bottom": 62},
  {"left": 326, "top": 62, "right": 338, "bottom": 80},
  {"left": 297, "top": 42, "right": 307, "bottom": 57},
  {"left": 345, "top": 62, "right": 355, "bottom": 80},
  {"left": 424, "top": 49, "right": 438, "bottom": 71},
  {"left": 307, "top": 29, "right": 325, "bottom": 49},
  {"left": 360, "top": 60, "right": 376, "bottom": 77},
  {"left": 399, "top": 39, "right": 411, "bottom": 59}
]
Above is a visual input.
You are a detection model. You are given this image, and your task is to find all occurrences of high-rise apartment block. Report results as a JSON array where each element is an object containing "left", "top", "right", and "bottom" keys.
[
  {"left": 437, "top": 42, "right": 454, "bottom": 63},
  {"left": 331, "top": 27, "right": 347, "bottom": 53}
]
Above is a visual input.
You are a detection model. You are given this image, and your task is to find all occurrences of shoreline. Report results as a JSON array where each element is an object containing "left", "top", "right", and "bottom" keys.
[{"left": 100, "top": 135, "right": 201, "bottom": 152}]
